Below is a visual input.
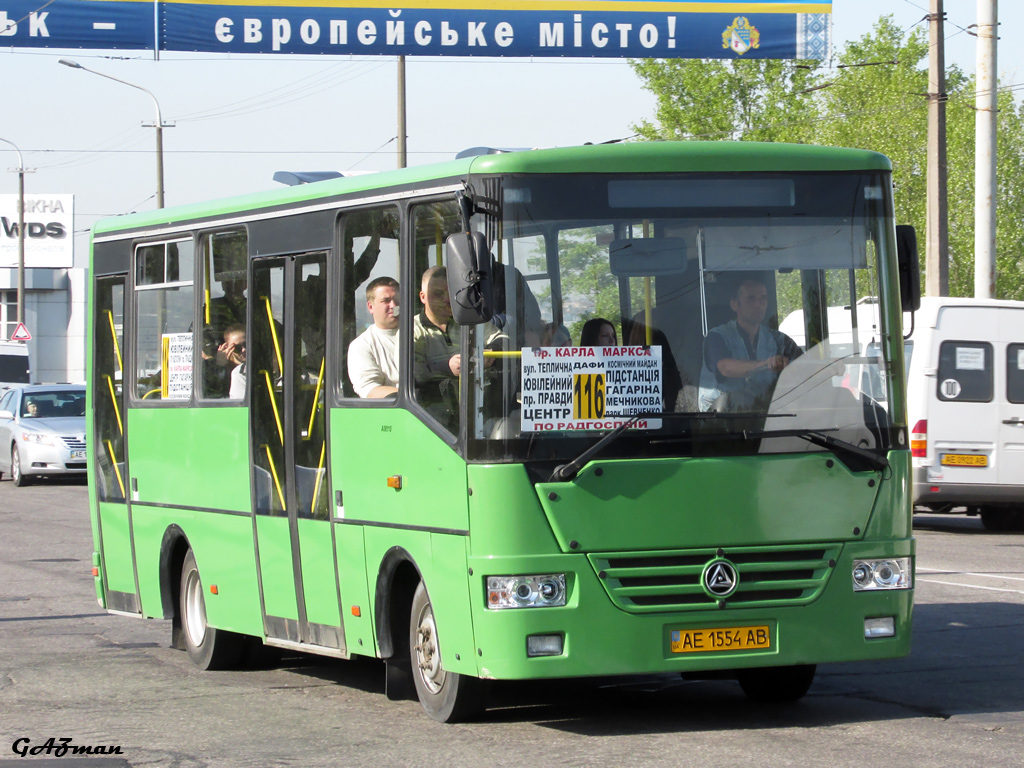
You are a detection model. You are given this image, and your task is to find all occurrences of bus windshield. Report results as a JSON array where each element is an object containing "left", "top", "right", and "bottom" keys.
[{"left": 465, "top": 171, "right": 899, "bottom": 465}]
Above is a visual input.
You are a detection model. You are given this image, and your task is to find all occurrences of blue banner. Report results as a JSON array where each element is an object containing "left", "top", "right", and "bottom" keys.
[{"left": 0, "top": 2, "right": 831, "bottom": 59}]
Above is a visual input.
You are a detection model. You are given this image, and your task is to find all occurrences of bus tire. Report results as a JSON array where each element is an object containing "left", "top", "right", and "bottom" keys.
[
  {"left": 179, "top": 549, "right": 244, "bottom": 670},
  {"left": 409, "top": 580, "right": 485, "bottom": 722},
  {"left": 11, "top": 445, "right": 30, "bottom": 486},
  {"left": 737, "top": 664, "right": 816, "bottom": 703}
]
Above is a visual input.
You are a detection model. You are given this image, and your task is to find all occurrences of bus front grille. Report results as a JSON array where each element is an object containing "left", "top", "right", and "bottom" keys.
[{"left": 589, "top": 544, "right": 841, "bottom": 613}]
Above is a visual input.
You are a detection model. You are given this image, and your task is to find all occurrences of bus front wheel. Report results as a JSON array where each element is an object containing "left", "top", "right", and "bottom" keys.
[
  {"left": 409, "top": 581, "right": 485, "bottom": 722},
  {"left": 179, "top": 549, "right": 244, "bottom": 670},
  {"left": 737, "top": 664, "right": 816, "bottom": 703}
]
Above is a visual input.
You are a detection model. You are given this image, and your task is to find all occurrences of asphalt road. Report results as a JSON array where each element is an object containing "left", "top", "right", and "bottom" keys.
[{"left": 1, "top": 479, "right": 1022, "bottom": 767}]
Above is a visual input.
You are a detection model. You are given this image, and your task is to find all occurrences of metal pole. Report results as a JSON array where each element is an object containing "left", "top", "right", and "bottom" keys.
[
  {"left": 926, "top": 0, "right": 949, "bottom": 297},
  {"left": 59, "top": 58, "right": 166, "bottom": 209},
  {"left": 0, "top": 137, "right": 26, "bottom": 328},
  {"left": 397, "top": 56, "right": 407, "bottom": 169},
  {"left": 975, "top": 0, "right": 998, "bottom": 298}
]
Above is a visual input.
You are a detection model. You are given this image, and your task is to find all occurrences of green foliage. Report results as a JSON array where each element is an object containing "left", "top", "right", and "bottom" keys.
[
  {"left": 630, "top": 15, "right": 1024, "bottom": 300},
  {"left": 631, "top": 57, "right": 823, "bottom": 143}
]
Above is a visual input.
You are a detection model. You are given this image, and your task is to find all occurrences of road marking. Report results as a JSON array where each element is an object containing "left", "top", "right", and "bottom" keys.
[
  {"left": 918, "top": 566, "right": 1024, "bottom": 583},
  {"left": 917, "top": 578, "right": 1024, "bottom": 595}
]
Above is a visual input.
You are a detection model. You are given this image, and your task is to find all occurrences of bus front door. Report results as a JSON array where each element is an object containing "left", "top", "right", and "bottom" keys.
[{"left": 249, "top": 254, "right": 344, "bottom": 652}]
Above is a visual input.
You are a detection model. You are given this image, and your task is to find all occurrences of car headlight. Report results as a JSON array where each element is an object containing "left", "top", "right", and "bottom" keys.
[
  {"left": 21, "top": 432, "right": 53, "bottom": 446},
  {"left": 487, "top": 574, "right": 567, "bottom": 609},
  {"left": 852, "top": 558, "right": 912, "bottom": 591}
]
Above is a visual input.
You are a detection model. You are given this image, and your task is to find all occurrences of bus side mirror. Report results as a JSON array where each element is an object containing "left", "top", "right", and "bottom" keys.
[
  {"left": 895, "top": 225, "right": 921, "bottom": 313},
  {"left": 445, "top": 232, "right": 494, "bottom": 325}
]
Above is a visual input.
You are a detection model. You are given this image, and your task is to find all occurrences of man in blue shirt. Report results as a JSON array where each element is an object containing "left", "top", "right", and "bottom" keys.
[{"left": 698, "top": 275, "right": 802, "bottom": 411}]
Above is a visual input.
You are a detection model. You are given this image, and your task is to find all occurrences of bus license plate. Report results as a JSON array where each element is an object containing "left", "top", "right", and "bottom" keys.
[
  {"left": 671, "top": 626, "right": 770, "bottom": 654},
  {"left": 941, "top": 454, "right": 988, "bottom": 467}
]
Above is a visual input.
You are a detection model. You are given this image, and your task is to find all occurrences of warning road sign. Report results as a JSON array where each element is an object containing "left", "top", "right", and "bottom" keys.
[{"left": 10, "top": 323, "right": 31, "bottom": 341}]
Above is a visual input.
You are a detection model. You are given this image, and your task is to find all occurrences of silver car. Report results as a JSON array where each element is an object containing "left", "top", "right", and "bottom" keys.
[{"left": 0, "top": 385, "right": 87, "bottom": 486}]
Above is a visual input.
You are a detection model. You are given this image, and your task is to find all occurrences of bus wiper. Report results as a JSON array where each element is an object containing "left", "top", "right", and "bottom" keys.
[
  {"left": 547, "top": 411, "right": 794, "bottom": 482},
  {"left": 765, "top": 428, "right": 890, "bottom": 473}
]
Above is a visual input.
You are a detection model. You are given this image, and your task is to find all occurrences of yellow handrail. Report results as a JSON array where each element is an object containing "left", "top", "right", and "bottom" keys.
[
  {"left": 306, "top": 356, "right": 325, "bottom": 440},
  {"left": 483, "top": 350, "right": 521, "bottom": 358},
  {"left": 105, "top": 310, "right": 123, "bottom": 373},
  {"left": 311, "top": 441, "right": 326, "bottom": 516},
  {"left": 104, "top": 439, "right": 125, "bottom": 498},
  {"left": 643, "top": 220, "right": 653, "bottom": 345},
  {"left": 262, "top": 296, "right": 284, "bottom": 376},
  {"left": 262, "top": 444, "right": 286, "bottom": 511},
  {"left": 262, "top": 370, "right": 284, "bottom": 446},
  {"left": 203, "top": 248, "right": 211, "bottom": 325},
  {"left": 104, "top": 375, "right": 123, "bottom": 436}
]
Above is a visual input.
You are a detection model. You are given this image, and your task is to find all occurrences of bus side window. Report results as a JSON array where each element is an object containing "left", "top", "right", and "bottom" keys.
[
  {"left": 199, "top": 231, "right": 248, "bottom": 400},
  {"left": 134, "top": 239, "right": 195, "bottom": 402},
  {"left": 409, "top": 200, "right": 472, "bottom": 430},
  {"left": 340, "top": 207, "right": 401, "bottom": 400}
]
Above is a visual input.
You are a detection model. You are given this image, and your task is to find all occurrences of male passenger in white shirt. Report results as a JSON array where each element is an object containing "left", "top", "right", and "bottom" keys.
[{"left": 347, "top": 276, "right": 400, "bottom": 398}]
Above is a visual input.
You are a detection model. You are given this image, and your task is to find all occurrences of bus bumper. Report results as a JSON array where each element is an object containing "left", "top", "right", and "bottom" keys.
[{"left": 466, "top": 539, "right": 913, "bottom": 680}]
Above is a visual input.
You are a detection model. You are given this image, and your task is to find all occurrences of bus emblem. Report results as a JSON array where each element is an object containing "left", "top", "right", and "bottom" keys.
[{"left": 702, "top": 559, "right": 739, "bottom": 598}]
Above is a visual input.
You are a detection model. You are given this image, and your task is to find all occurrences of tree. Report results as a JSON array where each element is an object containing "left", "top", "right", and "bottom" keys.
[
  {"left": 630, "top": 58, "right": 822, "bottom": 143},
  {"left": 630, "top": 15, "right": 1024, "bottom": 300}
]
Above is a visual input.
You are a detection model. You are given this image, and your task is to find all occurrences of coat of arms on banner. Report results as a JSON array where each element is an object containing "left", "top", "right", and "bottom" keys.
[{"left": 722, "top": 16, "right": 760, "bottom": 56}]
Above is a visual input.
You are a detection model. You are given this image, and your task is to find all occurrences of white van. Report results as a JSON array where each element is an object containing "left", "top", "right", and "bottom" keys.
[
  {"left": 0, "top": 341, "right": 31, "bottom": 391},
  {"left": 906, "top": 297, "right": 1024, "bottom": 530},
  {"left": 781, "top": 296, "right": 1024, "bottom": 530}
]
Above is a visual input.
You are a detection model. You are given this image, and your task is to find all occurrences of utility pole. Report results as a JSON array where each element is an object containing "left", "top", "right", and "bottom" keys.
[
  {"left": 397, "top": 56, "right": 407, "bottom": 169},
  {"left": 0, "top": 137, "right": 29, "bottom": 328},
  {"left": 926, "top": 0, "right": 949, "bottom": 297},
  {"left": 975, "top": 0, "right": 998, "bottom": 298}
]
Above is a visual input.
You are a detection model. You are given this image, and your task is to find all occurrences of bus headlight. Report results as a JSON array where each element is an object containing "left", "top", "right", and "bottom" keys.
[
  {"left": 487, "top": 574, "right": 567, "bottom": 609},
  {"left": 852, "top": 558, "right": 912, "bottom": 591}
]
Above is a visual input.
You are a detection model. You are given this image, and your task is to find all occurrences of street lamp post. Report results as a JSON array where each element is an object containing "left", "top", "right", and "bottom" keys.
[
  {"left": 59, "top": 58, "right": 167, "bottom": 209},
  {"left": 0, "top": 137, "right": 27, "bottom": 329}
]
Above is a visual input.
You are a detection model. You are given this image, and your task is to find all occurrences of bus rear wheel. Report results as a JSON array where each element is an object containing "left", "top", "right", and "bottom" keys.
[
  {"left": 180, "top": 549, "right": 244, "bottom": 670},
  {"left": 409, "top": 581, "right": 485, "bottom": 722},
  {"left": 737, "top": 664, "right": 816, "bottom": 703}
]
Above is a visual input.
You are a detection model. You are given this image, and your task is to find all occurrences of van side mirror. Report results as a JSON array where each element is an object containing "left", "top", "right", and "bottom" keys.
[
  {"left": 895, "top": 225, "right": 921, "bottom": 313},
  {"left": 445, "top": 231, "right": 494, "bottom": 325}
]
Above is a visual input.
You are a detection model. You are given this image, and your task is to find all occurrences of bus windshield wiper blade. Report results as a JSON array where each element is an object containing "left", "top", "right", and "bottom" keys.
[
  {"left": 758, "top": 428, "right": 889, "bottom": 473},
  {"left": 547, "top": 411, "right": 795, "bottom": 482}
]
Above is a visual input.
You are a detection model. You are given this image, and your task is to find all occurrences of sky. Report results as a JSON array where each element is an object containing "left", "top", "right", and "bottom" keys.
[{"left": 1, "top": 0, "right": 1022, "bottom": 268}]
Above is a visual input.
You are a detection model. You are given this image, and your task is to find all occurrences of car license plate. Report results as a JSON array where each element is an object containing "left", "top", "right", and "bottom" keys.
[
  {"left": 941, "top": 454, "right": 988, "bottom": 467},
  {"left": 670, "top": 625, "right": 770, "bottom": 654},
  {"left": 71, "top": 450, "right": 86, "bottom": 460}
]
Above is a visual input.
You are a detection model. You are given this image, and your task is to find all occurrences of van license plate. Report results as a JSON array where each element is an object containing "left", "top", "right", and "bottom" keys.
[
  {"left": 670, "top": 626, "right": 770, "bottom": 653},
  {"left": 941, "top": 454, "right": 988, "bottom": 467}
]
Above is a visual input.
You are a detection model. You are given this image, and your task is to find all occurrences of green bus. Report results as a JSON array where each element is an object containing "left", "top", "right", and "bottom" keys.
[{"left": 87, "top": 141, "right": 918, "bottom": 722}]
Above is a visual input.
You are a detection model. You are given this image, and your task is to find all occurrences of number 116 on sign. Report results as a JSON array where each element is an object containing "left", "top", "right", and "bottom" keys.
[{"left": 573, "top": 373, "right": 605, "bottom": 419}]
